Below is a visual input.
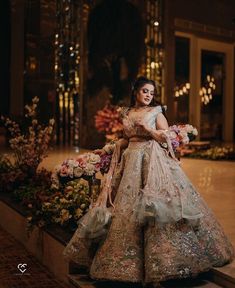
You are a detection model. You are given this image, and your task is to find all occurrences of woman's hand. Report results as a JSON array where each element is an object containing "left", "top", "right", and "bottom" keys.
[
  {"left": 116, "top": 138, "right": 129, "bottom": 149},
  {"left": 135, "top": 119, "right": 150, "bottom": 133},
  {"left": 150, "top": 130, "right": 167, "bottom": 142},
  {"left": 135, "top": 119, "right": 166, "bottom": 142},
  {"left": 94, "top": 148, "right": 105, "bottom": 156}
]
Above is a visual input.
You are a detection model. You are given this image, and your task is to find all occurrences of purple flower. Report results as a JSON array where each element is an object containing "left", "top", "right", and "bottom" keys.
[
  {"left": 170, "top": 125, "right": 180, "bottom": 134},
  {"left": 171, "top": 139, "right": 180, "bottom": 151},
  {"left": 99, "top": 154, "right": 112, "bottom": 174}
]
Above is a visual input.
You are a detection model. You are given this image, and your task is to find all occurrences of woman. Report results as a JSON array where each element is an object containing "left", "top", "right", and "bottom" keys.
[{"left": 63, "top": 76, "right": 234, "bottom": 287}]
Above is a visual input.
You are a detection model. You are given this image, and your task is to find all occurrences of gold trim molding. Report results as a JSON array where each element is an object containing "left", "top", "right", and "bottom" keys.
[{"left": 174, "top": 18, "right": 235, "bottom": 41}]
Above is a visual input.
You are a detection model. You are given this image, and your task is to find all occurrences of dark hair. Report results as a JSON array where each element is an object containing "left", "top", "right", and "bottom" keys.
[{"left": 130, "top": 76, "right": 167, "bottom": 116}]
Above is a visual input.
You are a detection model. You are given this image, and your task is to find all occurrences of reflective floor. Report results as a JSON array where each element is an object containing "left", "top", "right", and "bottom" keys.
[{"left": 181, "top": 158, "right": 235, "bottom": 248}]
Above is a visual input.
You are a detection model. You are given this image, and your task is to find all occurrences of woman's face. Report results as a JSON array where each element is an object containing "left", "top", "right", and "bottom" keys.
[{"left": 135, "top": 83, "right": 155, "bottom": 106}]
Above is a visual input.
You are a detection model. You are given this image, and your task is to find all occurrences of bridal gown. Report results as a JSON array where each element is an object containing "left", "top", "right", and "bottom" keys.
[{"left": 63, "top": 105, "right": 234, "bottom": 284}]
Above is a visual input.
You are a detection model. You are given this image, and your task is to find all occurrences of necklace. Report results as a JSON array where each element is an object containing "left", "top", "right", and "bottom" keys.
[{"left": 132, "top": 105, "right": 148, "bottom": 112}]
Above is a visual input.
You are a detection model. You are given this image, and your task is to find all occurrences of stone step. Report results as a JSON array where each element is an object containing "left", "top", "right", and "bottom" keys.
[
  {"left": 67, "top": 274, "right": 223, "bottom": 288},
  {"left": 67, "top": 261, "right": 235, "bottom": 288},
  {"left": 68, "top": 274, "right": 96, "bottom": 288},
  {"left": 211, "top": 260, "right": 235, "bottom": 288}
]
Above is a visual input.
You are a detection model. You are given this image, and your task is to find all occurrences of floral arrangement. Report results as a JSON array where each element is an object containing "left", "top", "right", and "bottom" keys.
[
  {"left": 13, "top": 168, "right": 52, "bottom": 205},
  {"left": 0, "top": 154, "right": 26, "bottom": 192},
  {"left": 1, "top": 97, "right": 55, "bottom": 178},
  {"left": 186, "top": 146, "right": 235, "bottom": 160},
  {"left": 168, "top": 124, "right": 198, "bottom": 151},
  {"left": 51, "top": 144, "right": 114, "bottom": 189},
  {"left": 94, "top": 103, "right": 123, "bottom": 141},
  {"left": 26, "top": 179, "right": 90, "bottom": 232}
]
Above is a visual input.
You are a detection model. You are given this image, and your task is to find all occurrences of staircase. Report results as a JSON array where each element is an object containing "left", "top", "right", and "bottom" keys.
[
  {"left": 210, "top": 261, "right": 235, "bottom": 288},
  {"left": 67, "top": 261, "right": 235, "bottom": 288}
]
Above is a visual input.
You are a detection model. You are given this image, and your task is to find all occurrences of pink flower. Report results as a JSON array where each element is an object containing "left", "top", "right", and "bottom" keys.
[
  {"left": 76, "top": 157, "right": 87, "bottom": 168},
  {"left": 95, "top": 163, "right": 101, "bottom": 172},
  {"left": 168, "top": 124, "right": 197, "bottom": 151},
  {"left": 60, "top": 165, "right": 69, "bottom": 177}
]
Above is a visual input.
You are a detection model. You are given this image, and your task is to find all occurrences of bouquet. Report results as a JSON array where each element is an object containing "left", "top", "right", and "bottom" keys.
[
  {"left": 51, "top": 148, "right": 113, "bottom": 189},
  {"left": 168, "top": 124, "right": 198, "bottom": 151}
]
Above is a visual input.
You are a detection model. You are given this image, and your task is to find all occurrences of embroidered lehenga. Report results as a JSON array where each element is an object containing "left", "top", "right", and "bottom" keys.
[{"left": 63, "top": 106, "right": 234, "bottom": 284}]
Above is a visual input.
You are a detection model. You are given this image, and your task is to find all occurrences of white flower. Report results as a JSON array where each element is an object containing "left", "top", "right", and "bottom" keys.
[
  {"left": 168, "top": 130, "right": 177, "bottom": 139},
  {"left": 49, "top": 119, "right": 55, "bottom": 126},
  {"left": 32, "top": 96, "right": 39, "bottom": 103},
  {"left": 179, "top": 131, "right": 187, "bottom": 138},
  {"left": 67, "top": 159, "right": 79, "bottom": 168},
  {"left": 84, "top": 163, "right": 95, "bottom": 176},
  {"left": 87, "top": 153, "right": 100, "bottom": 164},
  {"left": 68, "top": 167, "right": 74, "bottom": 178},
  {"left": 80, "top": 203, "right": 86, "bottom": 209},
  {"left": 179, "top": 131, "right": 189, "bottom": 144},
  {"left": 192, "top": 128, "right": 198, "bottom": 136},
  {"left": 184, "top": 124, "right": 193, "bottom": 133},
  {"left": 25, "top": 105, "right": 30, "bottom": 111},
  {"left": 74, "top": 166, "right": 83, "bottom": 177}
]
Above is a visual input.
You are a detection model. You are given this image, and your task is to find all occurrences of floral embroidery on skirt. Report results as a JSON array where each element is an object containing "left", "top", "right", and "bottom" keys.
[{"left": 63, "top": 140, "right": 234, "bottom": 284}]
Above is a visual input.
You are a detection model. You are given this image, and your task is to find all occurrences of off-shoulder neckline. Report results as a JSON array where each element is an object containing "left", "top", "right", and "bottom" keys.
[{"left": 123, "top": 105, "right": 161, "bottom": 115}]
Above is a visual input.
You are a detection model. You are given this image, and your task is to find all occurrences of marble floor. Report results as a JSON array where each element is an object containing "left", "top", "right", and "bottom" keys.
[{"left": 181, "top": 158, "right": 235, "bottom": 249}]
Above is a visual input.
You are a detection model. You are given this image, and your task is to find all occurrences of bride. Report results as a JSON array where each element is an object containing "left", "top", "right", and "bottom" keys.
[{"left": 63, "top": 76, "right": 234, "bottom": 287}]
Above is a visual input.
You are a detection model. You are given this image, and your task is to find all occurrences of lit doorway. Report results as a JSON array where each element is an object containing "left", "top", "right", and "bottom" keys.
[
  {"left": 175, "top": 33, "right": 234, "bottom": 142},
  {"left": 200, "top": 50, "right": 225, "bottom": 141}
]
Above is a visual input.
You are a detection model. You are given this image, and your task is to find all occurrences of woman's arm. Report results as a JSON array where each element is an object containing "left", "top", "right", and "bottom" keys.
[
  {"left": 156, "top": 112, "right": 169, "bottom": 130},
  {"left": 148, "top": 112, "right": 169, "bottom": 142}
]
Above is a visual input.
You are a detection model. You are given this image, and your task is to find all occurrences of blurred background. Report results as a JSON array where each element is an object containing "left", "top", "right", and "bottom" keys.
[{"left": 0, "top": 0, "right": 234, "bottom": 149}]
